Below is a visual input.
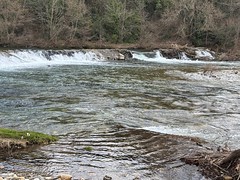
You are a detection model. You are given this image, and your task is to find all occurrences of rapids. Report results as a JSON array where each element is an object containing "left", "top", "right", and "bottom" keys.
[{"left": 0, "top": 49, "right": 240, "bottom": 179}]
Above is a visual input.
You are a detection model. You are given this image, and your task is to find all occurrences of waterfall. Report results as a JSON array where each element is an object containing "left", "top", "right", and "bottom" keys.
[
  {"left": 0, "top": 49, "right": 235, "bottom": 70},
  {"left": 195, "top": 49, "right": 215, "bottom": 60},
  {"left": 0, "top": 49, "right": 105, "bottom": 70}
]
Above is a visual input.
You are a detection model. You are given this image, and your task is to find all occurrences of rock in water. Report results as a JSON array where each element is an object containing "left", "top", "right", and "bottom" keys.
[
  {"left": 117, "top": 53, "right": 125, "bottom": 60},
  {"left": 58, "top": 174, "right": 72, "bottom": 180},
  {"left": 103, "top": 175, "right": 112, "bottom": 180}
]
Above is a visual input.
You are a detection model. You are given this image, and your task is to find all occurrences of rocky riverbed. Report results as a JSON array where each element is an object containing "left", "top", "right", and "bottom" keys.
[
  {"left": 0, "top": 172, "right": 106, "bottom": 180},
  {"left": 0, "top": 172, "right": 120, "bottom": 180}
]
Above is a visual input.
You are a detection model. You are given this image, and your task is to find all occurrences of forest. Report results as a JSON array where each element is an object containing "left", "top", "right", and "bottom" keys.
[{"left": 0, "top": 0, "right": 239, "bottom": 52}]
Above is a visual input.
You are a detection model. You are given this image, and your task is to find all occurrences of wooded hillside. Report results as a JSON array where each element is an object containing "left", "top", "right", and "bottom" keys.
[{"left": 0, "top": 0, "right": 239, "bottom": 51}]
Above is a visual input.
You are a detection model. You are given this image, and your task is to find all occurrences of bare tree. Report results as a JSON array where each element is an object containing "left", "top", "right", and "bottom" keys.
[
  {"left": 26, "top": 0, "right": 66, "bottom": 41},
  {"left": 47, "top": 0, "right": 66, "bottom": 40},
  {"left": 160, "top": 0, "right": 223, "bottom": 46},
  {"left": 65, "top": 0, "right": 89, "bottom": 40},
  {"left": 0, "top": 0, "right": 26, "bottom": 43}
]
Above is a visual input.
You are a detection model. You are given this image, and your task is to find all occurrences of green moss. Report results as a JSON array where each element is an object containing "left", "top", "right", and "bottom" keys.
[
  {"left": 0, "top": 128, "right": 58, "bottom": 145},
  {"left": 83, "top": 146, "right": 93, "bottom": 151}
]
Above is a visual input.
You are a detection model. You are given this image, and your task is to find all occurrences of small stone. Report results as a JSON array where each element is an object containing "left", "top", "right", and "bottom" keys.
[
  {"left": 133, "top": 177, "right": 140, "bottom": 180},
  {"left": 4, "top": 173, "right": 15, "bottom": 178},
  {"left": 58, "top": 174, "right": 72, "bottom": 180},
  {"left": 16, "top": 177, "right": 25, "bottom": 180},
  {"left": 223, "top": 176, "right": 233, "bottom": 180},
  {"left": 103, "top": 175, "right": 112, "bottom": 180},
  {"left": 117, "top": 53, "right": 125, "bottom": 60},
  {"left": 35, "top": 175, "right": 45, "bottom": 180},
  {"left": 6, "top": 174, "right": 22, "bottom": 180},
  {"left": 45, "top": 177, "right": 54, "bottom": 180},
  {"left": 0, "top": 166, "right": 4, "bottom": 169}
]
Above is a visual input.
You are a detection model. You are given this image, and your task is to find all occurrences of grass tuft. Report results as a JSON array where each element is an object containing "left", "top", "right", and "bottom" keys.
[
  {"left": 83, "top": 146, "right": 93, "bottom": 152},
  {"left": 0, "top": 128, "right": 58, "bottom": 145}
]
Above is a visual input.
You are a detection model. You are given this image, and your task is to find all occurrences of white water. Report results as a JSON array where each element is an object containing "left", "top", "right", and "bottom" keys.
[
  {"left": 132, "top": 50, "right": 181, "bottom": 63},
  {"left": 179, "top": 52, "right": 191, "bottom": 60},
  {"left": 131, "top": 50, "right": 232, "bottom": 65},
  {"left": 195, "top": 49, "right": 215, "bottom": 60},
  {"left": 0, "top": 50, "right": 106, "bottom": 70},
  {"left": 0, "top": 49, "right": 239, "bottom": 71}
]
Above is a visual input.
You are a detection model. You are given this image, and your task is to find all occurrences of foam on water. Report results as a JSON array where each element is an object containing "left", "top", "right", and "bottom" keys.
[
  {"left": 142, "top": 125, "right": 210, "bottom": 139},
  {"left": 132, "top": 50, "right": 204, "bottom": 64},
  {"left": 1, "top": 49, "right": 239, "bottom": 71},
  {"left": 0, "top": 50, "right": 106, "bottom": 70},
  {"left": 195, "top": 50, "right": 214, "bottom": 60},
  {"left": 132, "top": 50, "right": 234, "bottom": 65},
  {"left": 166, "top": 69, "right": 240, "bottom": 83},
  {"left": 179, "top": 52, "right": 191, "bottom": 60},
  {"left": 132, "top": 50, "right": 175, "bottom": 63}
]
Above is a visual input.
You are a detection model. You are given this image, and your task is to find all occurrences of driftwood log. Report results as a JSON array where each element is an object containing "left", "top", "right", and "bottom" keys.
[
  {"left": 181, "top": 149, "right": 240, "bottom": 180},
  {"left": 220, "top": 149, "right": 240, "bottom": 168}
]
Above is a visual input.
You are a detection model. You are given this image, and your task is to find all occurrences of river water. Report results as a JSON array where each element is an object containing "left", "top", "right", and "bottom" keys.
[{"left": 0, "top": 50, "right": 240, "bottom": 179}]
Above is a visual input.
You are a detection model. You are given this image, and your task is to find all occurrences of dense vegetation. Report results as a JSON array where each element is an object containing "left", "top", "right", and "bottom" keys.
[{"left": 0, "top": 0, "right": 239, "bottom": 51}]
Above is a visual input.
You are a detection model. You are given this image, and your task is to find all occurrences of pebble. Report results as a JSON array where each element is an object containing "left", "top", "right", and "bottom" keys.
[
  {"left": 57, "top": 174, "right": 72, "bottom": 180},
  {"left": 0, "top": 173, "right": 112, "bottom": 180},
  {"left": 223, "top": 176, "right": 233, "bottom": 180},
  {"left": 33, "top": 175, "right": 45, "bottom": 180},
  {"left": 0, "top": 174, "right": 46, "bottom": 180},
  {"left": 133, "top": 177, "right": 140, "bottom": 180},
  {"left": 44, "top": 177, "right": 53, "bottom": 180}
]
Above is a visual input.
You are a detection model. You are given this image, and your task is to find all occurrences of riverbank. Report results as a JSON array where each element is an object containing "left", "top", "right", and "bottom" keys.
[{"left": 0, "top": 128, "right": 57, "bottom": 156}]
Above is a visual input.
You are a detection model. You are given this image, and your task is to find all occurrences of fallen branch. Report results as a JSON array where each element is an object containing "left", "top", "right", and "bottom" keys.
[
  {"left": 181, "top": 149, "right": 240, "bottom": 180},
  {"left": 220, "top": 149, "right": 240, "bottom": 168}
]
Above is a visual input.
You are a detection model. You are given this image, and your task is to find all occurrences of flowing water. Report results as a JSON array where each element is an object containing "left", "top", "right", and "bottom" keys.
[{"left": 0, "top": 50, "right": 240, "bottom": 180}]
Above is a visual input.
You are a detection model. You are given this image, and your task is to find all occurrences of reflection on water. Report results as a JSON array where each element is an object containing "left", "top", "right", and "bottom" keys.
[{"left": 0, "top": 62, "right": 240, "bottom": 179}]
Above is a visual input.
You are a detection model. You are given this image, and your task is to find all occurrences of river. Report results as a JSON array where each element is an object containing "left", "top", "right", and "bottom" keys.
[{"left": 0, "top": 50, "right": 240, "bottom": 180}]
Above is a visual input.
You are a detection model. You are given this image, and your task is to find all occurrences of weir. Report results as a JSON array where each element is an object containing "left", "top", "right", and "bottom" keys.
[{"left": 0, "top": 48, "right": 232, "bottom": 70}]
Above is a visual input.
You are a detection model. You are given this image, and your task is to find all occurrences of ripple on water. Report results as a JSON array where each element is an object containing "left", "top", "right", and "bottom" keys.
[
  {"left": 0, "top": 64, "right": 239, "bottom": 179},
  {"left": 2, "top": 126, "right": 207, "bottom": 180}
]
